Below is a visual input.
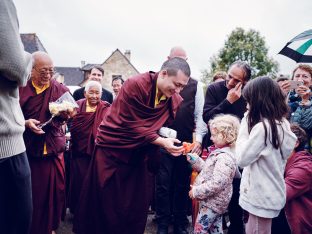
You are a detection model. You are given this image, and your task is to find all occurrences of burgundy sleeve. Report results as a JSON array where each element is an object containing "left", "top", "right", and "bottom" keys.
[{"left": 285, "top": 164, "right": 312, "bottom": 201}]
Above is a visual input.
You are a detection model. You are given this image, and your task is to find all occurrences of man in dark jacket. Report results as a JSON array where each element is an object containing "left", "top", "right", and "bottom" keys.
[
  {"left": 73, "top": 65, "right": 113, "bottom": 104},
  {"left": 203, "top": 61, "right": 251, "bottom": 234}
]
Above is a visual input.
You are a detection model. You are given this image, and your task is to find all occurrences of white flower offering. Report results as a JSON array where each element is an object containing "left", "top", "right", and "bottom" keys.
[
  {"left": 49, "top": 100, "right": 76, "bottom": 116},
  {"left": 38, "top": 92, "right": 78, "bottom": 129},
  {"left": 49, "top": 91, "right": 78, "bottom": 116}
]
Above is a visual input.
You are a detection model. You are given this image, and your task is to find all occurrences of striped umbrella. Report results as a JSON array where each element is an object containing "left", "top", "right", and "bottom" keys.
[{"left": 278, "top": 29, "right": 312, "bottom": 63}]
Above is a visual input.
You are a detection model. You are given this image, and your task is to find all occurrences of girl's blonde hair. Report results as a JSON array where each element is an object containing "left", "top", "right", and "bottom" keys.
[{"left": 208, "top": 114, "right": 240, "bottom": 146}]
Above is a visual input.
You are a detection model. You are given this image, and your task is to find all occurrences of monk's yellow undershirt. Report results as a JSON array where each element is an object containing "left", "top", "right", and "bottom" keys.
[
  {"left": 86, "top": 100, "right": 97, "bottom": 112},
  {"left": 32, "top": 80, "right": 50, "bottom": 94},
  {"left": 154, "top": 81, "right": 167, "bottom": 107}
]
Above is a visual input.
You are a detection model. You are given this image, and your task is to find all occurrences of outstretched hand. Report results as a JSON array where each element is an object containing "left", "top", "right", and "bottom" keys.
[
  {"left": 162, "top": 138, "right": 184, "bottom": 156},
  {"left": 191, "top": 141, "right": 202, "bottom": 155},
  {"left": 25, "top": 119, "right": 45, "bottom": 135}
]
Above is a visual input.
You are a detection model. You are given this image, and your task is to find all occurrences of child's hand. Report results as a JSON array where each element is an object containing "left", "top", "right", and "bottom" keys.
[
  {"left": 191, "top": 141, "right": 202, "bottom": 155},
  {"left": 186, "top": 153, "right": 199, "bottom": 163},
  {"left": 182, "top": 142, "right": 195, "bottom": 155},
  {"left": 189, "top": 185, "right": 194, "bottom": 199}
]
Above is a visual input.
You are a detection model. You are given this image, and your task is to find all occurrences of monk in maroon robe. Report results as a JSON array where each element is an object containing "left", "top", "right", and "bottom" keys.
[
  {"left": 69, "top": 81, "right": 110, "bottom": 214},
  {"left": 19, "top": 52, "right": 73, "bottom": 234},
  {"left": 73, "top": 57, "right": 191, "bottom": 234}
]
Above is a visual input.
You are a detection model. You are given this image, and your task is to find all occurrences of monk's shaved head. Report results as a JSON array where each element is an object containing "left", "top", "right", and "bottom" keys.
[
  {"left": 31, "top": 51, "right": 54, "bottom": 87},
  {"left": 168, "top": 46, "right": 187, "bottom": 60},
  {"left": 161, "top": 57, "right": 190, "bottom": 77},
  {"left": 32, "top": 51, "right": 53, "bottom": 67}
]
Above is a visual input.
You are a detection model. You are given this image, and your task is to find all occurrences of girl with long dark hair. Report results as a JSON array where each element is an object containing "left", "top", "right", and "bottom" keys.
[{"left": 236, "top": 76, "right": 297, "bottom": 234}]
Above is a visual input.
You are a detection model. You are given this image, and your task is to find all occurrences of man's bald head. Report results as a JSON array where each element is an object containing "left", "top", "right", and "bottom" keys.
[
  {"left": 31, "top": 51, "right": 54, "bottom": 87},
  {"left": 168, "top": 46, "right": 187, "bottom": 60}
]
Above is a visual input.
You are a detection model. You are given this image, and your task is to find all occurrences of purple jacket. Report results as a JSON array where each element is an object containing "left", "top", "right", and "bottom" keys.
[{"left": 285, "top": 150, "right": 312, "bottom": 234}]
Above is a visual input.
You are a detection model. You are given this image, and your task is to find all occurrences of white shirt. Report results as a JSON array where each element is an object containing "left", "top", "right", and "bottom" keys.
[{"left": 194, "top": 81, "right": 208, "bottom": 143}]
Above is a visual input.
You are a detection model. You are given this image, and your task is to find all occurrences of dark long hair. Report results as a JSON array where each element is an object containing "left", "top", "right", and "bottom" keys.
[{"left": 243, "top": 76, "right": 289, "bottom": 149}]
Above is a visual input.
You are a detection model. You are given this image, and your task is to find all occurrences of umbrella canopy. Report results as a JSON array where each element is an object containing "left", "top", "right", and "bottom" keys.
[{"left": 279, "top": 29, "right": 312, "bottom": 63}]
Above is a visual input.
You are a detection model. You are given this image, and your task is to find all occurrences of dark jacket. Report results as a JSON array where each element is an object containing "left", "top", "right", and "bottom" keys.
[
  {"left": 288, "top": 91, "right": 312, "bottom": 152},
  {"left": 203, "top": 81, "right": 246, "bottom": 123},
  {"left": 73, "top": 86, "right": 113, "bottom": 104},
  {"left": 203, "top": 80, "right": 246, "bottom": 147},
  {"left": 169, "top": 77, "right": 197, "bottom": 142}
]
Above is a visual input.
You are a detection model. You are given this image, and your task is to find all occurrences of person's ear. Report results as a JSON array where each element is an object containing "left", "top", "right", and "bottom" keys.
[
  {"left": 295, "top": 140, "right": 300, "bottom": 149},
  {"left": 160, "top": 70, "right": 167, "bottom": 78},
  {"left": 84, "top": 91, "right": 87, "bottom": 98}
]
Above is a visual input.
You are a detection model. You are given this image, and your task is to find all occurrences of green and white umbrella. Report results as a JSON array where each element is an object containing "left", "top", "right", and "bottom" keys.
[{"left": 279, "top": 29, "right": 312, "bottom": 63}]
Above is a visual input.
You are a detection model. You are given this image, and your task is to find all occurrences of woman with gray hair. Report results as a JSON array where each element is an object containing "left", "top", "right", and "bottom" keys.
[{"left": 68, "top": 80, "right": 110, "bottom": 214}]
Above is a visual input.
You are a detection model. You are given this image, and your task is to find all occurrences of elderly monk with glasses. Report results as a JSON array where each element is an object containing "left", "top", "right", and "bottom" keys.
[{"left": 19, "top": 51, "right": 75, "bottom": 234}]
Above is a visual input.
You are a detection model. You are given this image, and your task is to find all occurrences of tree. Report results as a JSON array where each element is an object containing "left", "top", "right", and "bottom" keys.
[{"left": 201, "top": 28, "right": 279, "bottom": 85}]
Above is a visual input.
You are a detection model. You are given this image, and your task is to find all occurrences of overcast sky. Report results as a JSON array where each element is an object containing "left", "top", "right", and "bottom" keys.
[{"left": 14, "top": 0, "right": 312, "bottom": 79}]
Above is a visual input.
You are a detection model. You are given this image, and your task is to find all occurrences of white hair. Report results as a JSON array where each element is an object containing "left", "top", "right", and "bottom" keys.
[
  {"left": 85, "top": 80, "right": 102, "bottom": 92},
  {"left": 208, "top": 114, "right": 240, "bottom": 146}
]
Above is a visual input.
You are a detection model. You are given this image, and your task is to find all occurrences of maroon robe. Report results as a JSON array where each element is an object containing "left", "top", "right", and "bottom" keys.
[
  {"left": 19, "top": 79, "right": 69, "bottom": 234},
  {"left": 69, "top": 99, "right": 110, "bottom": 214},
  {"left": 73, "top": 72, "right": 183, "bottom": 234}
]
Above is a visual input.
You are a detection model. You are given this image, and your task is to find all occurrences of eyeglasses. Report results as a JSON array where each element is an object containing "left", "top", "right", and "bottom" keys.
[{"left": 33, "top": 67, "right": 55, "bottom": 76}]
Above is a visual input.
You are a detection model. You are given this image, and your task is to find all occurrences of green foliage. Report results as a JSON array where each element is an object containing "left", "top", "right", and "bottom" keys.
[{"left": 201, "top": 28, "right": 279, "bottom": 86}]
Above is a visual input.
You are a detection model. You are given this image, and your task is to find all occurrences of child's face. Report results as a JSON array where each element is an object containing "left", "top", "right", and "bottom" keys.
[{"left": 210, "top": 127, "right": 227, "bottom": 148}]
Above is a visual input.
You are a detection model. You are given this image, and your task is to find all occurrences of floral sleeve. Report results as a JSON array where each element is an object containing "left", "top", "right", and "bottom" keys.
[{"left": 192, "top": 154, "right": 235, "bottom": 199}]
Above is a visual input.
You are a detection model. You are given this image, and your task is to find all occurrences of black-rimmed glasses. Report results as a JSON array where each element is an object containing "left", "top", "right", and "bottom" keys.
[{"left": 33, "top": 67, "right": 55, "bottom": 76}]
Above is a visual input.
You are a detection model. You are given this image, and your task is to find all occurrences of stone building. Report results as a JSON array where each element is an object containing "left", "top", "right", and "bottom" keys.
[
  {"left": 20, "top": 33, "right": 139, "bottom": 90},
  {"left": 81, "top": 49, "right": 139, "bottom": 90}
]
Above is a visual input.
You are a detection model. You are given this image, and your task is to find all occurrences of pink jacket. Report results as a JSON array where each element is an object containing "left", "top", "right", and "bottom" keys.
[{"left": 285, "top": 150, "right": 312, "bottom": 234}]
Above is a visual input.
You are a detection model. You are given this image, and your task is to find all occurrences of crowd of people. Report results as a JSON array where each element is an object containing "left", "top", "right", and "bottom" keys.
[{"left": 1, "top": 1, "right": 312, "bottom": 234}]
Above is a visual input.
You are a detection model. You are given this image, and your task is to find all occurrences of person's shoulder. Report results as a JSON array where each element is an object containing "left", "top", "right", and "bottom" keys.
[
  {"left": 74, "top": 86, "right": 84, "bottom": 93},
  {"left": 99, "top": 99, "right": 111, "bottom": 107},
  {"left": 215, "top": 147, "right": 234, "bottom": 156},
  {"left": 76, "top": 98, "right": 86, "bottom": 106},
  {"left": 249, "top": 121, "right": 267, "bottom": 135},
  {"left": 129, "top": 72, "right": 152, "bottom": 84},
  {"left": 19, "top": 79, "right": 33, "bottom": 97},
  {"left": 207, "top": 80, "right": 226, "bottom": 92},
  {"left": 189, "top": 77, "right": 198, "bottom": 84},
  {"left": 102, "top": 87, "right": 112, "bottom": 95},
  {"left": 51, "top": 79, "right": 69, "bottom": 92},
  {"left": 288, "top": 151, "right": 312, "bottom": 174},
  {"left": 123, "top": 72, "right": 153, "bottom": 91},
  {"left": 72, "top": 87, "right": 84, "bottom": 101},
  {"left": 185, "top": 77, "right": 198, "bottom": 90},
  {"left": 212, "top": 80, "right": 226, "bottom": 88}
]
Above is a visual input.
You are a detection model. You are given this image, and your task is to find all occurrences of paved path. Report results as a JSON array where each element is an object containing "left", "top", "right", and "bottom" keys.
[{"left": 57, "top": 211, "right": 193, "bottom": 234}]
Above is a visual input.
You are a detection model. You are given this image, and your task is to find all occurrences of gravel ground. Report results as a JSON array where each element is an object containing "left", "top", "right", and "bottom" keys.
[
  {"left": 57, "top": 210, "right": 230, "bottom": 234},
  {"left": 56, "top": 210, "right": 193, "bottom": 234}
]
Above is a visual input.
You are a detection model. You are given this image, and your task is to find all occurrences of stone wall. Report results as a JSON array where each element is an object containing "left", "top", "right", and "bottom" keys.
[{"left": 101, "top": 50, "right": 139, "bottom": 91}]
